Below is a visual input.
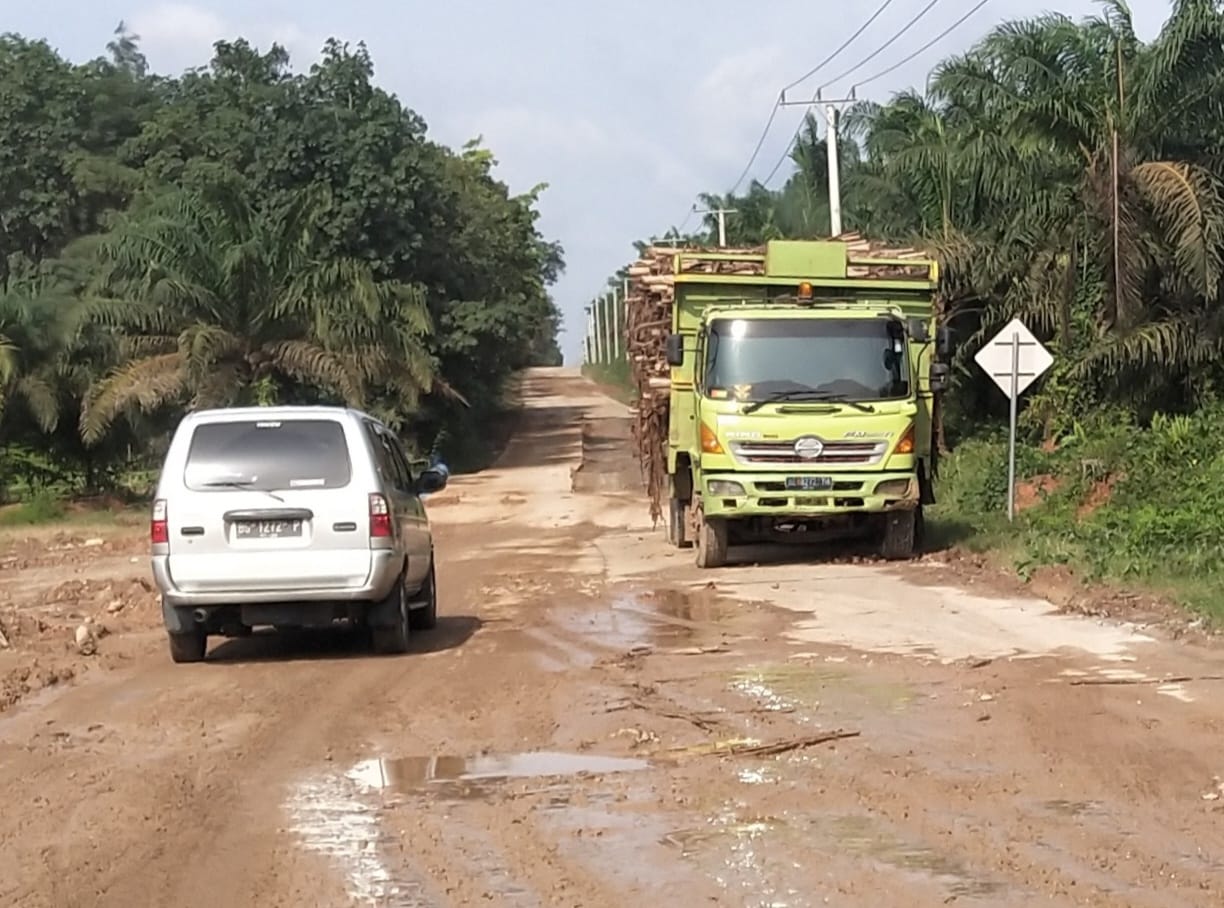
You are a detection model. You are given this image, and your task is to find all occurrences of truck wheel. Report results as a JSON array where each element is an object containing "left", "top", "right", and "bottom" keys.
[
  {"left": 167, "top": 630, "right": 206, "bottom": 664},
  {"left": 695, "top": 513, "right": 729, "bottom": 569},
  {"left": 879, "top": 509, "right": 918, "bottom": 560},
  {"left": 409, "top": 560, "right": 438, "bottom": 631},
  {"left": 371, "top": 581, "right": 410, "bottom": 654},
  {"left": 667, "top": 498, "right": 691, "bottom": 549}
]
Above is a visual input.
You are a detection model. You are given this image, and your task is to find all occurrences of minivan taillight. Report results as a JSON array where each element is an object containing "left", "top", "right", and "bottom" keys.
[
  {"left": 369, "top": 493, "right": 392, "bottom": 538},
  {"left": 151, "top": 498, "right": 169, "bottom": 544}
]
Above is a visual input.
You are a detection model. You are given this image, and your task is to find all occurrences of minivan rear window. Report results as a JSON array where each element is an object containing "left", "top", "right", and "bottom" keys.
[{"left": 183, "top": 419, "right": 352, "bottom": 491}]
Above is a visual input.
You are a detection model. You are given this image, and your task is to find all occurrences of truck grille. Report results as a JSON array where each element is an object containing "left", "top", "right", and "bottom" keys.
[{"left": 729, "top": 439, "right": 887, "bottom": 466}]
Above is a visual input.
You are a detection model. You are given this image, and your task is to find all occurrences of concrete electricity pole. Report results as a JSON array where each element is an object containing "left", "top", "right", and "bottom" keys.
[
  {"left": 693, "top": 205, "right": 737, "bottom": 247},
  {"left": 604, "top": 292, "right": 615, "bottom": 364},
  {"left": 780, "top": 89, "right": 855, "bottom": 237},
  {"left": 824, "top": 104, "right": 843, "bottom": 236}
]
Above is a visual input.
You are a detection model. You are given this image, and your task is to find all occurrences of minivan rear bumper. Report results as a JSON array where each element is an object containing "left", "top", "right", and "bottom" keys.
[{"left": 151, "top": 549, "right": 402, "bottom": 607}]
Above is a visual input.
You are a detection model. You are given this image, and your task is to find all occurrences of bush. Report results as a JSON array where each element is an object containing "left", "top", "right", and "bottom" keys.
[
  {"left": 934, "top": 406, "right": 1224, "bottom": 618},
  {"left": 0, "top": 489, "right": 66, "bottom": 526}
]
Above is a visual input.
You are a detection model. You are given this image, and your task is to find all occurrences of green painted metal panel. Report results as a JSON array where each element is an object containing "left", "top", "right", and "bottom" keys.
[{"left": 764, "top": 239, "right": 848, "bottom": 278}]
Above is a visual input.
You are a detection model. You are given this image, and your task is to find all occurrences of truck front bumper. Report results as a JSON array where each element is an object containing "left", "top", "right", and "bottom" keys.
[{"left": 700, "top": 471, "right": 919, "bottom": 520}]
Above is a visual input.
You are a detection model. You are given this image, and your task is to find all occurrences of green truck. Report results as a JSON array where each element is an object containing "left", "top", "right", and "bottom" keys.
[{"left": 626, "top": 235, "right": 951, "bottom": 568}]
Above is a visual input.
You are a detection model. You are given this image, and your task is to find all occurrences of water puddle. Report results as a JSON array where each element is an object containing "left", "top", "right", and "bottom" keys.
[
  {"left": 823, "top": 814, "right": 1004, "bottom": 898},
  {"left": 665, "top": 809, "right": 1005, "bottom": 902},
  {"left": 662, "top": 810, "right": 803, "bottom": 905},
  {"left": 728, "top": 663, "right": 919, "bottom": 716},
  {"left": 348, "top": 750, "right": 650, "bottom": 800},
  {"left": 288, "top": 751, "right": 648, "bottom": 904},
  {"left": 287, "top": 773, "right": 432, "bottom": 906}
]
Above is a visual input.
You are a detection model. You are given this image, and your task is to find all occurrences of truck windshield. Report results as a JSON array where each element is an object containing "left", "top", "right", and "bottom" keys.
[{"left": 704, "top": 317, "right": 909, "bottom": 402}]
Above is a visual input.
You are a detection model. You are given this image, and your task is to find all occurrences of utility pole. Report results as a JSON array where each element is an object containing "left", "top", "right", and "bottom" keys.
[
  {"left": 609, "top": 287, "right": 620, "bottom": 362},
  {"left": 825, "top": 104, "right": 842, "bottom": 236},
  {"left": 692, "top": 205, "right": 737, "bottom": 247},
  {"left": 603, "top": 291, "right": 614, "bottom": 365},
  {"left": 591, "top": 298, "right": 603, "bottom": 365},
  {"left": 780, "top": 89, "right": 855, "bottom": 237},
  {"left": 622, "top": 277, "right": 630, "bottom": 361}
]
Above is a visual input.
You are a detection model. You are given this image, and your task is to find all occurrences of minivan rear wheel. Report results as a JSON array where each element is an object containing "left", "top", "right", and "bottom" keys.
[
  {"left": 409, "top": 560, "right": 438, "bottom": 631},
  {"left": 167, "top": 630, "right": 206, "bottom": 664},
  {"left": 370, "top": 581, "right": 410, "bottom": 655}
]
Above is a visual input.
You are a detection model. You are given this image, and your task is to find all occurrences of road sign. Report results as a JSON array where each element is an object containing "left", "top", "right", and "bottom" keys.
[
  {"left": 973, "top": 319, "right": 1055, "bottom": 523},
  {"left": 973, "top": 318, "right": 1053, "bottom": 400}
]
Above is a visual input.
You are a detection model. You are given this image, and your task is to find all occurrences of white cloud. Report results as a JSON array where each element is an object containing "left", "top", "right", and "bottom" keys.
[{"left": 130, "top": 2, "right": 324, "bottom": 73}]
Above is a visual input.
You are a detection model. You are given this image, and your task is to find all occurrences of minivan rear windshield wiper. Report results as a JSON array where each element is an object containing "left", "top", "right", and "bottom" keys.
[
  {"left": 201, "top": 479, "right": 284, "bottom": 502},
  {"left": 742, "top": 390, "right": 875, "bottom": 414}
]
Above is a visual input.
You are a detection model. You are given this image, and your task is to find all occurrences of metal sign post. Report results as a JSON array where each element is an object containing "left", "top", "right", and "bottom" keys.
[{"left": 973, "top": 318, "right": 1054, "bottom": 521}]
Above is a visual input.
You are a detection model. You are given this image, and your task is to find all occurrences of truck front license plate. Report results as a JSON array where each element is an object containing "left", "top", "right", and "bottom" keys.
[{"left": 785, "top": 476, "right": 832, "bottom": 491}]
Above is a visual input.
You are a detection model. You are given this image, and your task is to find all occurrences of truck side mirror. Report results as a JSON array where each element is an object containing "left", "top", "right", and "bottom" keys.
[
  {"left": 908, "top": 318, "right": 930, "bottom": 343},
  {"left": 665, "top": 333, "right": 684, "bottom": 366},
  {"left": 930, "top": 362, "right": 951, "bottom": 393},
  {"left": 936, "top": 325, "right": 954, "bottom": 358}
]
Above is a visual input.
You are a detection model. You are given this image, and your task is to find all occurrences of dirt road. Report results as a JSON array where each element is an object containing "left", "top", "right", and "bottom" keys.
[{"left": 2, "top": 367, "right": 1223, "bottom": 907}]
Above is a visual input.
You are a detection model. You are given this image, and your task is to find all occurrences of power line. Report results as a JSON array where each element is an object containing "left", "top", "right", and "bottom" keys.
[
  {"left": 815, "top": 0, "right": 945, "bottom": 93},
  {"left": 761, "top": 0, "right": 990, "bottom": 189},
  {"left": 675, "top": 0, "right": 903, "bottom": 227},
  {"left": 780, "top": 0, "right": 901, "bottom": 96},
  {"left": 850, "top": 0, "right": 991, "bottom": 90},
  {"left": 727, "top": 98, "right": 782, "bottom": 196}
]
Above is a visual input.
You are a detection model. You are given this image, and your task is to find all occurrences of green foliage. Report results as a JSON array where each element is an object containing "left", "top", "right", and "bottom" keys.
[
  {"left": 0, "top": 489, "right": 65, "bottom": 526},
  {"left": 935, "top": 408, "right": 1224, "bottom": 621},
  {"left": 633, "top": 2, "right": 1224, "bottom": 428},
  {"left": 0, "top": 27, "right": 565, "bottom": 502}
]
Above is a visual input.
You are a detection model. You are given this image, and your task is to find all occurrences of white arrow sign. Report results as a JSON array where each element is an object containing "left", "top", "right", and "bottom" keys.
[{"left": 974, "top": 318, "right": 1053, "bottom": 400}]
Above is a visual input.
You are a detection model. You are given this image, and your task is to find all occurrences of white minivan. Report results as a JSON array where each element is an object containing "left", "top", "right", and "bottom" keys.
[{"left": 149, "top": 406, "right": 448, "bottom": 663}]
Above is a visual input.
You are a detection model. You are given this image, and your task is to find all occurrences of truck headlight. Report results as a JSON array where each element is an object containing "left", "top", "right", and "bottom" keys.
[
  {"left": 875, "top": 478, "right": 912, "bottom": 497},
  {"left": 708, "top": 479, "right": 746, "bottom": 496}
]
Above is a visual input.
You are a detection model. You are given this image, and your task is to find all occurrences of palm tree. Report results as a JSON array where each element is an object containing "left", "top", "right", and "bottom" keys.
[
  {"left": 81, "top": 181, "right": 440, "bottom": 443},
  {"left": 928, "top": 1, "right": 1224, "bottom": 373},
  {"left": 0, "top": 288, "right": 84, "bottom": 433}
]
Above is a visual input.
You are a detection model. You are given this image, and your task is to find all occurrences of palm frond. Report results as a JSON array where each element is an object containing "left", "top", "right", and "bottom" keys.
[
  {"left": 1131, "top": 160, "right": 1224, "bottom": 300},
  {"left": 81, "top": 353, "right": 188, "bottom": 444}
]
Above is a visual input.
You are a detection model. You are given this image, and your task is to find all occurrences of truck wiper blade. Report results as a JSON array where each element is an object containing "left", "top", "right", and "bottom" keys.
[
  {"left": 742, "top": 390, "right": 875, "bottom": 414},
  {"left": 800, "top": 392, "right": 876, "bottom": 413},
  {"left": 741, "top": 390, "right": 824, "bottom": 414}
]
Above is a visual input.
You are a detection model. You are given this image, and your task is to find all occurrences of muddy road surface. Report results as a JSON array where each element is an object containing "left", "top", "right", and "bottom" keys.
[{"left": 2, "top": 367, "right": 1223, "bottom": 907}]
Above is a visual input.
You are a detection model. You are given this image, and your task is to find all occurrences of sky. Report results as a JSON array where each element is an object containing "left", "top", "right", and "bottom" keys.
[{"left": 8, "top": 0, "right": 1174, "bottom": 363}]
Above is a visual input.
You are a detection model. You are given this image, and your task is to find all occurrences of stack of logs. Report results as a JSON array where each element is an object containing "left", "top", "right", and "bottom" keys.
[
  {"left": 624, "top": 233, "right": 934, "bottom": 525},
  {"left": 625, "top": 242, "right": 767, "bottom": 525}
]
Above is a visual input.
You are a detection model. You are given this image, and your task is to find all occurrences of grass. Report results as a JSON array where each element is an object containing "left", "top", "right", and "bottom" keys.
[
  {"left": 930, "top": 410, "right": 1224, "bottom": 624},
  {"left": 0, "top": 490, "right": 67, "bottom": 526},
  {"left": 582, "top": 360, "right": 635, "bottom": 404}
]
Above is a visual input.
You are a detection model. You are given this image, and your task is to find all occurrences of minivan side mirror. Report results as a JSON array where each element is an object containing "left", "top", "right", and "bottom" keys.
[
  {"left": 936, "top": 325, "right": 954, "bottom": 358},
  {"left": 665, "top": 333, "right": 684, "bottom": 366},
  {"left": 907, "top": 318, "right": 931, "bottom": 343},
  {"left": 416, "top": 466, "right": 449, "bottom": 495},
  {"left": 930, "top": 362, "right": 951, "bottom": 393}
]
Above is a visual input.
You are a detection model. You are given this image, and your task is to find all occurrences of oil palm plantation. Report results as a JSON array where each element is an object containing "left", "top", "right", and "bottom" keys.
[
  {"left": 81, "top": 181, "right": 439, "bottom": 443},
  {"left": 838, "top": 0, "right": 1224, "bottom": 412}
]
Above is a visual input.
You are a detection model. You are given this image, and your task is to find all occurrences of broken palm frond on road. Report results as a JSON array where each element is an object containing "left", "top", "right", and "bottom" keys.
[
  {"left": 624, "top": 233, "right": 936, "bottom": 524},
  {"left": 657, "top": 729, "right": 860, "bottom": 761}
]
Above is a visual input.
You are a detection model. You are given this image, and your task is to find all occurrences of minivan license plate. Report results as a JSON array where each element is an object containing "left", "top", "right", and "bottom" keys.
[
  {"left": 234, "top": 520, "right": 302, "bottom": 539},
  {"left": 785, "top": 476, "right": 832, "bottom": 491}
]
